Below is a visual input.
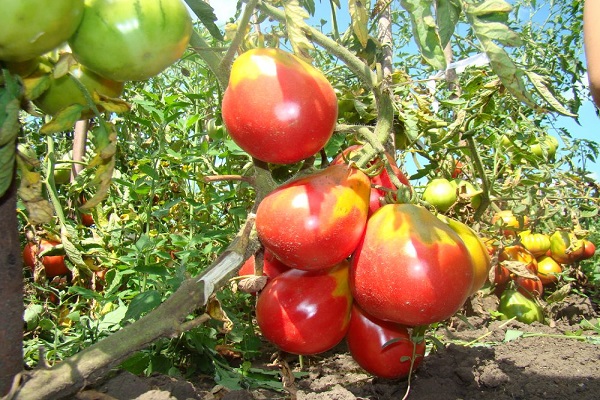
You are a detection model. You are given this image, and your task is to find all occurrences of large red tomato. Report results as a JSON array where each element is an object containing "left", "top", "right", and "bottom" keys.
[
  {"left": 350, "top": 204, "right": 474, "bottom": 326},
  {"left": 256, "top": 164, "right": 370, "bottom": 270},
  {"left": 332, "top": 145, "right": 410, "bottom": 214},
  {"left": 255, "top": 261, "right": 353, "bottom": 355},
  {"left": 222, "top": 48, "right": 338, "bottom": 164},
  {"left": 68, "top": 0, "right": 192, "bottom": 81},
  {"left": 0, "top": 0, "right": 84, "bottom": 62},
  {"left": 346, "top": 305, "right": 426, "bottom": 379},
  {"left": 23, "top": 240, "right": 69, "bottom": 278}
]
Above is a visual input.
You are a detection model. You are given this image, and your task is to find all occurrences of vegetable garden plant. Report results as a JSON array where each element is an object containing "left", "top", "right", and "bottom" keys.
[{"left": 0, "top": 0, "right": 598, "bottom": 399}]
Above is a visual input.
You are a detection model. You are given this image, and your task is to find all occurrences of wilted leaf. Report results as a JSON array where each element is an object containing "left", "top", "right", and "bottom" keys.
[
  {"left": 471, "top": 19, "right": 522, "bottom": 47},
  {"left": 524, "top": 70, "right": 577, "bottom": 117},
  {"left": 545, "top": 283, "right": 572, "bottom": 304},
  {"left": 349, "top": 0, "right": 369, "bottom": 48},
  {"left": 501, "top": 260, "right": 538, "bottom": 279},
  {"left": 207, "top": 295, "right": 233, "bottom": 333},
  {"left": 238, "top": 275, "right": 268, "bottom": 293},
  {"left": 283, "top": 0, "right": 315, "bottom": 61},
  {"left": 22, "top": 70, "right": 51, "bottom": 101},
  {"left": 40, "top": 104, "right": 84, "bottom": 134},
  {"left": 400, "top": 0, "right": 446, "bottom": 70},
  {"left": 79, "top": 124, "right": 117, "bottom": 210},
  {"left": 61, "top": 224, "right": 87, "bottom": 269},
  {"left": 17, "top": 169, "right": 54, "bottom": 224},
  {"left": 93, "top": 91, "right": 131, "bottom": 114}
]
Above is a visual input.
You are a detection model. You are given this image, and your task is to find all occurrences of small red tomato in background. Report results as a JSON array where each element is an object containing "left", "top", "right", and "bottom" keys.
[
  {"left": 23, "top": 239, "right": 69, "bottom": 278},
  {"left": 222, "top": 48, "right": 338, "bottom": 164},
  {"left": 351, "top": 204, "right": 474, "bottom": 326},
  {"left": 256, "top": 164, "right": 370, "bottom": 271},
  {"left": 346, "top": 305, "right": 426, "bottom": 379},
  {"left": 255, "top": 261, "right": 353, "bottom": 355}
]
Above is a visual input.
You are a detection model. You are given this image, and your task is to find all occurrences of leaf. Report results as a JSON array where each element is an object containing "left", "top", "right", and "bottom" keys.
[
  {"left": 349, "top": 0, "right": 369, "bottom": 48},
  {"left": 545, "top": 283, "right": 571, "bottom": 304},
  {"left": 301, "top": 0, "right": 316, "bottom": 16},
  {"left": 61, "top": 223, "right": 87, "bottom": 269},
  {"left": 185, "top": 0, "right": 224, "bottom": 41},
  {"left": 282, "top": 0, "right": 315, "bottom": 61},
  {"left": 124, "top": 290, "right": 162, "bottom": 322},
  {"left": 468, "top": 0, "right": 512, "bottom": 17},
  {"left": 524, "top": 70, "right": 577, "bottom": 117},
  {"left": 0, "top": 71, "right": 21, "bottom": 197},
  {"left": 471, "top": 19, "right": 522, "bottom": 47},
  {"left": 17, "top": 168, "right": 54, "bottom": 224},
  {"left": 238, "top": 275, "right": 268, "bottom": 293},
  {"left": 24, "top": 304, "right": 44, "bottom": 331},
  {"left": 400, "top": 0, "right": 446, "bottom": 70},
  {"left": 22, "top": 69, "right": 51, "bottom": 101},
  {"left": 40, "top": 104, "right": 84, "bottom": 135},
  {"left": 93, "top": 91, "right": 131, "bottom": 114},
  {"left": 435, "top": 0, "right": 461, "bottom": 47},
  {"left": 504, "top": 329, "right": 524, "bottom": 342},
  {"left": 79, "top": 124, "right": 117, "bottom": 210},
  {"left": 207, "top": 295, "right": 234, "bottom": 333}
]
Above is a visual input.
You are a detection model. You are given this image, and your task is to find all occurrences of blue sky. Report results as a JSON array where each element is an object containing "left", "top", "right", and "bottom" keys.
[{"left": 210, "top": 0, "right": 599, "bottom": 178}]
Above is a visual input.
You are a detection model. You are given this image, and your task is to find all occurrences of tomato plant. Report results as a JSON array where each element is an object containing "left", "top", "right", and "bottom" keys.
[
  {"left": 256, "top": 164, "right": 370, "bottom": 270},
  {"left": 350, "top": 204, "right": 474, "bottom": 326},
  {"left": 451, "top": 179, "right": 482, "bottom": 210},
  {"left": 492, "top": 210, "right": 530, "bottom": 237},
  {"left": 255, "top": 261, "right": 352, "bottom": 355},
  {"left": 422, "top": 178, "right": 457, "bottom": 212},
  {"left": 498, "top": 289, "right": 544, "bottom": 324},
  {"left": 68, "top": 0, "right": 192, "bottom": 81},
  {"left": 0, "top": 0, "right": 84, "bottom": 62},
  {"left": 346, "top": 305, "right": 426, "bottom": 379},
  {"left": 23, "top": 240, "right": 69, "bottom": 278},
  {"left": 222, "top": 48, "right": 338, "bottom": 164}
]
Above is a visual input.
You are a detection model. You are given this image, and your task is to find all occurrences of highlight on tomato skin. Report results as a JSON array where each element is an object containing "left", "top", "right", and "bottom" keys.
[{"left": 255, "top": 261, "right": 353, "bottom": 356}]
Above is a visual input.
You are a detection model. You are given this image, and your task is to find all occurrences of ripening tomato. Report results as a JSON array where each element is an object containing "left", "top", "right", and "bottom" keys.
[
  {"left": 580, "top": 240, "right": 596, "bottom": 260},
  {"left": 422, "top": 178, "right": 457, "bottom": 212},
  {"left": 255, "top": 261, "right": 353, "bottom": 355},
  {"left": 514, "top": 276, "right": 544, "bottom": 299},
  {"left": 69, "top": 0, "right": 192, "bottom": 81},
  {"left": 492, "top": 210, "right": 529, "bottom": 237},
  {"left": 498, "top": 289, "right": 544, "bottom": 324},
  {"left": 0, "top": 0, "right": 84, "bottom": 62},
  {"left": 438, "top": 215, "right": 491, "bottom": 295},
  {"left": 23, "top": 240, "right": 69, "bottom": 278},
  {"left": 222, "top": 48, "right": 338, "bottom": 164},
  {"left": 499, "top": 245, "right": 538, "bottom": 275},
  {"left": 346, "top": 305, "right": 426, "bottom": 379},
  {"left": 549, "top": 230, "right": 584, "bottom": 264},
  {"left": 536, "top": 256, "right": 562, "bottom": 285},
  {"left": 519, "top": 231, "right": 551, "bottom": 257},
  {"left": 331, "top": 145, "right": 410, "bottom": 214},
  {"left": 256, "top": 164, "right": 370, "bottom": 270},
  {"left": 350, "top": 204, "right": 474, "bottom": 326}
]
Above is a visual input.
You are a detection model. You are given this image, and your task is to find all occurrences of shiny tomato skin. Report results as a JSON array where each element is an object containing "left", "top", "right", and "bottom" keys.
[
  {"left": 499, "top": 245, "right": 538, "bottom": 274},
  {"left": 0, "top": 0, "right": 84, "bottom": 62},
  {"left": 23, "top": 240, "right": 69, "bottom": 278},
  {"left": 536, "top": 255, "right": 562, "bottom": 285},
  {"left": 222, "top": 48, "right": 338, "bottom": 164},
  {"left": 422, "top": 178, "right": 457, "bottom": 212},
  {"left": 350, "top": 204, "right": 474, "bottom": 326},
  {"left": 255, "top": 261, "right": 353, "bottom": 355},
  {"left": 346, "top": 305, "right": 426, "bottom": 379},
  {"left": 69, "top": 0, "right": 192, "bottom": 81},
  {"left": 256, "top": 164, "right": 370, "bottom": 270},
  {"left": 580, "top": 240, "right": 596, "bottom": 260},
  {"left": 519, "top": 231, "right": 551, "bottom": 258},
  {"left": 549, "top": 231, "right": 584, "bottom": 264},
  {"left": 514, "top": 276, "right": 544, "bottom": 299},
  {"left": 498, "top": 289, "right": 544, "bottom": 324}
]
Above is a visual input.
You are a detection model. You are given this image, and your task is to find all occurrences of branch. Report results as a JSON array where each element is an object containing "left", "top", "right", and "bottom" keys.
[{"left": 220, "top": 0, "right": 260, "bottom": 79}]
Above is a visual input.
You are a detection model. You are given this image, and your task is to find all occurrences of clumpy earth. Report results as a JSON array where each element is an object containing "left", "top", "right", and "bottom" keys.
[{"left": 79, "top": 294, "right": 600, "bottom": 400}]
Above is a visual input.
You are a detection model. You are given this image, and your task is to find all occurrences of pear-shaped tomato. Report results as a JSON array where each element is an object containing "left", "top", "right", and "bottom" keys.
[
  {"left": 351, "top": 204, "right": 474, "bottom": 326},
  {"left": 346, "top": 305, "right": 426, "bottom": 379},
  {"left": 23, "top": 240, "right": 69, "bottom": 278},
  {"left": 256, "top": 261, "right": 353, "bottom": 355},
  {"left": 256, "top": 164, "right": 370, "bottom": 270},
  {"left": 222, "top": 48, "right": 338, "bottom": 164},
  {"left": 498, "top": 289, "right": 544, "bottom": 324},
  {"left": 549, "top": 230, "right": 584, "bottom": 264},
  {"left": 536, "top": 255, "right": 562, "bottom": 285},
  {"left": 438, "top": 215, "right": 491, "bottom": 295}
]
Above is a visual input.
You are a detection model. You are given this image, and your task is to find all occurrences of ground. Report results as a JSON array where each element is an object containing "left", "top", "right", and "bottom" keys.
[{"left": 78, "top": 294, "right": 600, "bottom": 400}]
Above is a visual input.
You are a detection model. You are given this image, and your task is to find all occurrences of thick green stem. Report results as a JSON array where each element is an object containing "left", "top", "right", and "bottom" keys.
[{"left": 188, "top": 32, "right": 228, "bottom": 88}]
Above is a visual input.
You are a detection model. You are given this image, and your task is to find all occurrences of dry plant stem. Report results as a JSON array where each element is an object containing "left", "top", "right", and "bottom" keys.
[
  {"left": 71, "top": 120, "right": 88, "bottom": 180},
  {"left": 203, "top": 174, "right": 255, "bottom": 185}
]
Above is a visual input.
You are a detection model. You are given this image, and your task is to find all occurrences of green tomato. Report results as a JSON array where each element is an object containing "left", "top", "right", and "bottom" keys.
[
  {"left": 422, "top": 178, "right": 457, "bottom": 212},
  {"left": 0, "top": 0, "right": 84, "bottom": 62},
  {"left": 498, "top": 289, "right": 544, "bottom": 324},
  {"left": 531, "top": 135, "right": 559, "bottom": 159},
  {"left": 69, "top": 0, "right": 193, "bottom": 81}
]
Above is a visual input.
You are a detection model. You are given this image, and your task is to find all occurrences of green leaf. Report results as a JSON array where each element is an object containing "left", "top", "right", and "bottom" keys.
[
  {"left": 282, "top": 0, "right": 315, "bottom": 61},
  {"left": 0, "top": 70, "right": 21, "bottom": 197},
  {"left": 124, "top": 290, "right": 162, "bottom": 322},
  {"left": 471, "top": 19, "right": 522, "bottom": 47},
  {"left": 435, "top": 0, "right": 461, "bottom": 47},
  {"left": 349, "top": 0, "right": 369, "bottom": 48},
  {"left": 185, "top": 0, "right": 224, "bottom": 41},
  {"left": 400, "top": 0, "right": 446, "bottom": 70},
  {"left": 301, "top": 0, "right": 316, "bottom": 16},
  {"left": 504, "top": 329, "right": 524, "bottom": 342},
  {"left": 24, "top": 304, "right": 44, "bottom": 331},
  {"left": 524, "top": 70, "right": 577, "bottom": 117},
  {"left": 468, "top": 0, "right": 512, "bottom": 17},
  {"left": 40, "top": 104, "right": 84, "bottom": 135}
]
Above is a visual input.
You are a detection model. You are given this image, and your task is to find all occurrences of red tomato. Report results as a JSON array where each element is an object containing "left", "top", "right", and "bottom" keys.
[
  {"left": 238, "top": 249, "right": 290, "bottom": 286},
  {"left": 514, "top": 276, "right": 544, "bottom": 299},
  {"left": 23, "top": 240, "right": 69, "bottom": 278},
  {"left": 255, "top": 261, "right": 353, "bottom": 355},
  {"left": 331, "top": 145, "right": 410, "bottom": 215},
  {"left": 81, "top": 212, "right": 94, "bottom": 227},
  {"left": 346, "top": 305, "right": 426, "bottom": 379},
  {"left": 350, "top": 204, "right": 474, "bottom": 326},
  {"left": 580, "top": 240, "right": 596, "bottom": 260},
  {"left": 222, "top": 48, "right": 338, "bottom": 164},
  {"left": 256, "top": 164, "right": 370, "bottom": 270}
]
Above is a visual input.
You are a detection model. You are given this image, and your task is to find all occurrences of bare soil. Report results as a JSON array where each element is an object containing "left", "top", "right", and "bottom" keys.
[{"left": 79, "top": 294, "right": 600, "bottom": 400}]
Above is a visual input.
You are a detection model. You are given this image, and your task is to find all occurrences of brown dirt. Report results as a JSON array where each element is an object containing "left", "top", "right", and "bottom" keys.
[{"left": 79, "top": 294, "right": 600, "bottom": 400}]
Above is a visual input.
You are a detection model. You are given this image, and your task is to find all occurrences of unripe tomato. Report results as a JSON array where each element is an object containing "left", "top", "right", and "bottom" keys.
[
  {"left": 451, "top": 179, "right": 482, "bottom": 210},
  {"left": 256, "top": 164, "right": 370, "bottom": 270},
  {"left": 23, "top": 240, "right": 69, "bottom": 278},
  {"left": 492, "top": 210, "right": 529, "bottom": 237},
  {"left": 536, "top": 255, "right": 562, "bottom": 285},
  {"left": 0, "top": 0, "right": 84, "bottom": 62},
  {"left": 69, "top": 0, "right": 192, "bottom": 81},
  {"left": 222, "top": 48, "right": 338, "bottom": 164},
  {"left": 438, "top": 215, "right": 491, "bottom": 295},
  {"left": 498, "top": 289, "right": 544, "bottom": 324},
  {"left": 422, "top": 178, "right": 457, "bottom": 212},
  {"left": 549, "top": 230, "right": 584, "bottom": 264},
  {"left": 531, "top": 135, "right": 558, "bottom": 159},
  {"left": 351, "top": 204, "right": 474, "bottom": 326},
  {"left": 255, "top": 262, "right": 353, "bottom": 355},
  {"left": 518, "top": 230, "right": 551, "bottom": 257},
  {"left": 346, "top": 305, "right": 426, "bottom": 379}
]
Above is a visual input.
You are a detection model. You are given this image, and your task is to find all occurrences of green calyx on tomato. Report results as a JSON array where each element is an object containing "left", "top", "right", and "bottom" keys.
[
  {"left": 498, "top": 289, "right": 544, "bottom": 324},
  {"left": 222, "top": 48, "right": 338, "bottom": 164},
  {"left": 422, "top": 178, "right": 457, "bottom": 212},
  {"left": 351, "top": 204, "right": 474, "bottom": 326},
  {"left": 256, "top": 164, "right": 370, "bottom": 271},
  {"left": 0, "top": 0, "right": 84, "bottom": 62},
  {"left": 69, "top": 0, "right": 192, "bottom": 81}
]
